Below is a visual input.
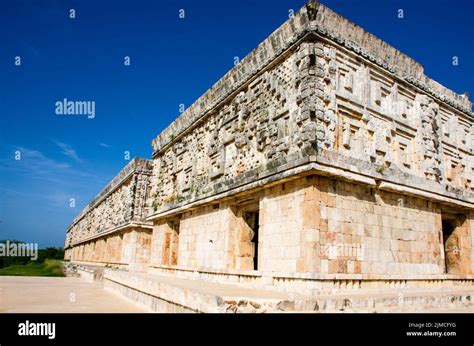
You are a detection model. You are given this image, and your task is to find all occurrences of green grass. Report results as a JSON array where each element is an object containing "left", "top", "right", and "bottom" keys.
[{"left": 0, "top": 259, "right": 64, "bottom": 277}]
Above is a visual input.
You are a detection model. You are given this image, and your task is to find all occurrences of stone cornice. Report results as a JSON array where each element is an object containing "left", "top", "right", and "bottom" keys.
[
  {"left": 70, "top": 221, "right": 153, "bottom": 246},
  {"left": 147, "top": 155, "right": 473, "bottom": 222}
]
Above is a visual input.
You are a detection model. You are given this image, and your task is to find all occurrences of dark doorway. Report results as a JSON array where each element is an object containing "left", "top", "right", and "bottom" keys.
[
  {"left": 243, "top": 211, "right": 260, "bottom": 270},
  {"left": 442, "top": 219, "right": 456, "bottom": 273},
  {"left": 442, "top": 219, "right": 455, "bottom": 243},
  {"left": 441, "top": 213, "right": 466, "bottom": 274}
]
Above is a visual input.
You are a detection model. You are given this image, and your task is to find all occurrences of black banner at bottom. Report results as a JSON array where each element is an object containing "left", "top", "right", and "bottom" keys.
[{"left": 0, "top": 313, "right": 472, "bottom": 345}]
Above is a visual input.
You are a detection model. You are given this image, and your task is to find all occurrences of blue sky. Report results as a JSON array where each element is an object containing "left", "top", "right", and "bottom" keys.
[{"left": 0, "top": 0, "right": 472, "bottom": 247}]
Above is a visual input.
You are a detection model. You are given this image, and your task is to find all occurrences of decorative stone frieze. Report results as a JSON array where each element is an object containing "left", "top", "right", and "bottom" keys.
[{"left": 64, "top": 1, "right": 473, "bottom": 303}]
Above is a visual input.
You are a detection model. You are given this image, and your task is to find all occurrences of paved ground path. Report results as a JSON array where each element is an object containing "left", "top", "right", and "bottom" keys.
[
  {"left": 0, "top": 276, "right": 148, "bottom": 313},
  {"left": 1, "top": 275, "right": 472, "bottom": 313}
]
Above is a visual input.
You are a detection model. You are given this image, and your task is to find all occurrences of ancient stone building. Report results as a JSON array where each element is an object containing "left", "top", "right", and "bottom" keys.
[{"left": 64, "top": 1, "right": 474, "bottom": 312}]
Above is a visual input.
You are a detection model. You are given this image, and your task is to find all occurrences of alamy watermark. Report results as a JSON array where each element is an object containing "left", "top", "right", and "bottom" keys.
[
  {"left": 55, "top": 98, "right": 95, "bottom": 119},
  {"left": 18, "top": 320, "right": 55, "bottom": 339},
  {"left": 0, "top": 240, "right": 38, "bottom": 260}
]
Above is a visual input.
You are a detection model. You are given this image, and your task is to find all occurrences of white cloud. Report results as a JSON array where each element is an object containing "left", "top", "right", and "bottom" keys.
[
  {"left": 51, "top": 140, "right": 82, "bottom": 163},
  {"left": 0, "top": 146, "right": 91, "bottom": 181},
  {"left": 1, "top": 147, "right": 70, "bottom": 173}
]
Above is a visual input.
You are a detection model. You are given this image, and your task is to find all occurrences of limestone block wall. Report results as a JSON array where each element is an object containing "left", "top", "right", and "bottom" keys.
[
  {"left": 68, "top": 227, "right": 151, "bottom": 268},
  {"left": 121, "top": 229, "right": 152, "bottom": 269},
  {"left": 178, "top": 206, "right": 232, "bottom": 270},
  {"left": 105, "top": 233, "right": 123, "bottom": 264},
  {"left": 257, "top": 176, "right": 473, "bottom": 275},
  {"left": 148, "top": 175, "right": 472, "bottom": 276},
  {"left": 121, "top": 231, "right": 136, "bottom": 264},
  {"left": 259, "top": 180, "right": 308, "bottom": 273},
  {"left": 150, "top": 205, "right": 235, "bottom": 270},
  {"left": 149, "top": 222, "right": 168, "bottom": 266},
  {"left": 316, "top": 177, "right": 444, "bottom": 275}
]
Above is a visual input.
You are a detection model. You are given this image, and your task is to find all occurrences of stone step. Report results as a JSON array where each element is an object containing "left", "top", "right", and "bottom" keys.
[
  {"left": 102, "top": 269, "right": 474, "bottom": 313},
  {"left": 282, "top": 289, "right": 474, "bottom": 313}
]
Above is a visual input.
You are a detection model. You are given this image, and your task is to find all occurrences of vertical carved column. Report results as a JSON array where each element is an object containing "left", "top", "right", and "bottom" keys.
[
  {"left": 316, "top": 42, "right": 337, "bottom": 151},
  {"left": 294, "top": 41, "right": 318, "bottom": 153},
  {"left": 124, "top": 175, "right": 137, "bottom": 222},
  {"left": 133, "top": 171, "right": 152, "bottom": 221},
  {"left": 414, "top": 94, "right": 443, "bottom": 182}
]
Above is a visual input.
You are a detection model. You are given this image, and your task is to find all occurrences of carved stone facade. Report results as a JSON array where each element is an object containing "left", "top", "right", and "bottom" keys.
[
  {"left": 65, "top": 1, "right": 474, "bottom": 311},
  {"left": 64, "top": 158, "right": 153, "bottom": 270}
]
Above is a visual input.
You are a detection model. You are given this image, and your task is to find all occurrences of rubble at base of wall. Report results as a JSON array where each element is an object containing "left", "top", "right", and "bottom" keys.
[
  {"left": 62, "top": 261, "right": 80, "bottom": 277},
  {"left": 63, "top": 262, "right": 105, "bottom": 282}
]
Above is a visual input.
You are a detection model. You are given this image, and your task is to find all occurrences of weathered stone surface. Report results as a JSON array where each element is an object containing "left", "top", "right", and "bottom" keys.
[{"left": 64, "top": 1, "right": 474, "bottom": 312}]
